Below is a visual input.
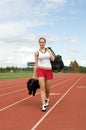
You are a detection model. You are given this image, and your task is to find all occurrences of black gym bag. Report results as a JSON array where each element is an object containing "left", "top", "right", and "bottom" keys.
[{"left": 48, "top": 47, "right": 64, "bottom": 72}]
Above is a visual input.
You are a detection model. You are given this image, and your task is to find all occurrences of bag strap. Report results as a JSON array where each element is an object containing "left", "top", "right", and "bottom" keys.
[{"left": 48, "top": 47, "right": 56, "bottom": 56}]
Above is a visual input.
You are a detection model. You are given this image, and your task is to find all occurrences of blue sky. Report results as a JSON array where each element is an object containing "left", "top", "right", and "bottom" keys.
[{"left": 0, "top": 0, "right": 86, "bottom": 67}]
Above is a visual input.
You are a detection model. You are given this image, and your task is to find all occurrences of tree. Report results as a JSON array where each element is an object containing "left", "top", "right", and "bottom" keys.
[{"left": 69, "top": 60, "right": 79, "bottom": 72}]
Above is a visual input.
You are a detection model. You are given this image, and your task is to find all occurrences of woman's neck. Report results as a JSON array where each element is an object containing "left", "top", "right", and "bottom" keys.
[
  {"left": 40, "top": 47, "right": 45, "bottom": 50},
  {"left": 40, "top": 47, "right": 46, "bottom": 53}
]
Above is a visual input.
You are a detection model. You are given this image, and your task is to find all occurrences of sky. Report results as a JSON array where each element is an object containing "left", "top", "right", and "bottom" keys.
[{"left": 0, "top": 0, "right": 86, "bottom": 67}]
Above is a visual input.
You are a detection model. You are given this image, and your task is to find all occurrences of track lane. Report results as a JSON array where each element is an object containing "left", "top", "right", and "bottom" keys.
[{"left": 0, "top": 74, "right": 83, "bottom": 130}]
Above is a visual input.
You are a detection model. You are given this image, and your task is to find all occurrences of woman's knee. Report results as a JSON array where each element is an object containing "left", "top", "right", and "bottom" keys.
[{"left": 40, "top": 85, "right": 45, "bottom": 91}]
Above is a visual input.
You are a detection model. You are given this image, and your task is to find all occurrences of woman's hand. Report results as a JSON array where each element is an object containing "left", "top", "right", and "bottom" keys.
[{"left": 32, "top": 72, "right": 37, "bottom": 79}]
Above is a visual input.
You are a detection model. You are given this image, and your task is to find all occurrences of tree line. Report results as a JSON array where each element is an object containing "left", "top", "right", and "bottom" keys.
[
  {"left": 0, "top": 60, "right": 86, "bottom": 73},
  {"left": 0, "top": 66, "right": 33, "bottom": 73}
]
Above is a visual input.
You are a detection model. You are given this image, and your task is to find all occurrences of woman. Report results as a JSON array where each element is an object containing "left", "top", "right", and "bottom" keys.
[{"left": 33, "top": 37, "right": 55, "bottom": 111}]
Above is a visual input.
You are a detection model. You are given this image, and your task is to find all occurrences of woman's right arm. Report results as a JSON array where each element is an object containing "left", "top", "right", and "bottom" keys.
[{"left": 32, "top": 51, "right": 38, "bottom": 78}]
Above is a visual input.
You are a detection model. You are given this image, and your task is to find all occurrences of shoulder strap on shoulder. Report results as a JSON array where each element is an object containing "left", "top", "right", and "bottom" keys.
[{"left": 48, "top": 47, "right": 56, "bottom": 56}]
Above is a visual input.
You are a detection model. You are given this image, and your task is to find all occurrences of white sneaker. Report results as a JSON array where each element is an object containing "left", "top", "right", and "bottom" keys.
[
  {"left": 41, "top": 104, "right": 46, "bottom": 112},
  {"left": 45, "top": 99, "right": 50, "bottom": 106}
]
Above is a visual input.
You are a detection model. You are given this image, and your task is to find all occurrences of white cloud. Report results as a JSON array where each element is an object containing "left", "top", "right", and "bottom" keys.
[
  {"left": 70, "top": 48, "right": 79, "bottom": 53},
  {"left": 0, "top": 20, "right": 55, "bottom": 44},
  {"left": 0, "top": 21, "right": 39, "bottom": 44},
  {"left": 43, "top": 0, "right": 67, "bottom": 5},
  {"left": 0, "top": 22, "right": 25, "bottom": 39},
  {"left": 65, "top": 37, "right": 79, "bottom": 43},
  {"left": 43, "top": 0, "right": 67, "bottom": 10},
  {"left": 19, "top": 47, "right": 35, "bottom": 53},
  {"left": 0, "top": 46, "right": 35, "bottom": 67}
]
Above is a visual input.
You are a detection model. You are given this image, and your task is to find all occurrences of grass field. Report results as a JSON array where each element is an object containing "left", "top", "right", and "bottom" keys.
[{"left": 0, "top": 72, "right": 33, "bottom": 80}]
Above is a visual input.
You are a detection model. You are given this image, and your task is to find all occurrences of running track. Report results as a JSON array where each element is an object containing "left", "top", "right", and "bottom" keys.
[{"left": 0, "top": 73, "right": 86, "bottom": 130}]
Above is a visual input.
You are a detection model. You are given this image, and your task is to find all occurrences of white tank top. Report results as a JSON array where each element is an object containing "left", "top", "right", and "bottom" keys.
[{"left": 38, "top": 49, "right": 52, "bottom": 68}]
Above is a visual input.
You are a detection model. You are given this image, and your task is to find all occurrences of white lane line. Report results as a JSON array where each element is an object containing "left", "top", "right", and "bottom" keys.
[
  {"left": 50, "top": 93, "right": 62, "bottom": 96},
  {"left": 76, "top": 86, "right": 86, "bottom": 88},
  {"left": 0, "top": 88, "right": 26, "bottom": 97},
  {"left": 0, "top": 84, "right": 24, "bottom": 91},
  {"left": 0, "top": 95, "right": 32, "bottom": 112},
  {"left": 0, "top": 78, "right": 72, "bottom": 112},
  {"left": 31, "top": 75, "right": 83, "bottom": 130}
]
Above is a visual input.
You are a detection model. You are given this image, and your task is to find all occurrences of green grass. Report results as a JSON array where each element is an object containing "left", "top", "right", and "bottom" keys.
[{"left": 0, "top": 72, "right": 33, "bottom": 80}]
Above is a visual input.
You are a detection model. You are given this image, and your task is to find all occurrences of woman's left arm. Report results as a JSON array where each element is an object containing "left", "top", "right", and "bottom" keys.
[{"left": 47, "top": 48, "right": 55, "bottom": 61}]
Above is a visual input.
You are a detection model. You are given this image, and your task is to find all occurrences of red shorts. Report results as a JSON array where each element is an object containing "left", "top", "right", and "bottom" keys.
[{"left": 37, "top": 68, "right": 53, "bottom": 80}]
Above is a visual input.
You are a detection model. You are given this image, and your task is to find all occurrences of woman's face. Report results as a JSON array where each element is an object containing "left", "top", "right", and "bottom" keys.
[{"left": 39, "top": 39, "right": 46, "bottom": 48}]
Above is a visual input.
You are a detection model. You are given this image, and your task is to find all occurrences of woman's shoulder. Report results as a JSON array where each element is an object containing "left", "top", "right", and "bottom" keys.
[{"left": 34, "top": 50, "right": 39, "bottom": 56}]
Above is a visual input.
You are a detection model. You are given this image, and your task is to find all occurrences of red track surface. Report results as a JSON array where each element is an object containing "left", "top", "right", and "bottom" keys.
[{"left": 0, "top": 74, "right": 86, "bottom": 130}]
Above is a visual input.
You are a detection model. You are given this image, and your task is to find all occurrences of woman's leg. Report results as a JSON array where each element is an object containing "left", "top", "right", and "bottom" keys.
[
  {"left": 38, "top": 77, "right": 46, "bottom": 105},
  {"left": 45, "top": 79, "right": 51, "bottom": 99}
]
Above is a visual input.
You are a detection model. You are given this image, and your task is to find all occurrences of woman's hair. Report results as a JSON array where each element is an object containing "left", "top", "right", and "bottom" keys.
[{"left": 39, "top": 37, "right": 46, "bottom": 43}]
